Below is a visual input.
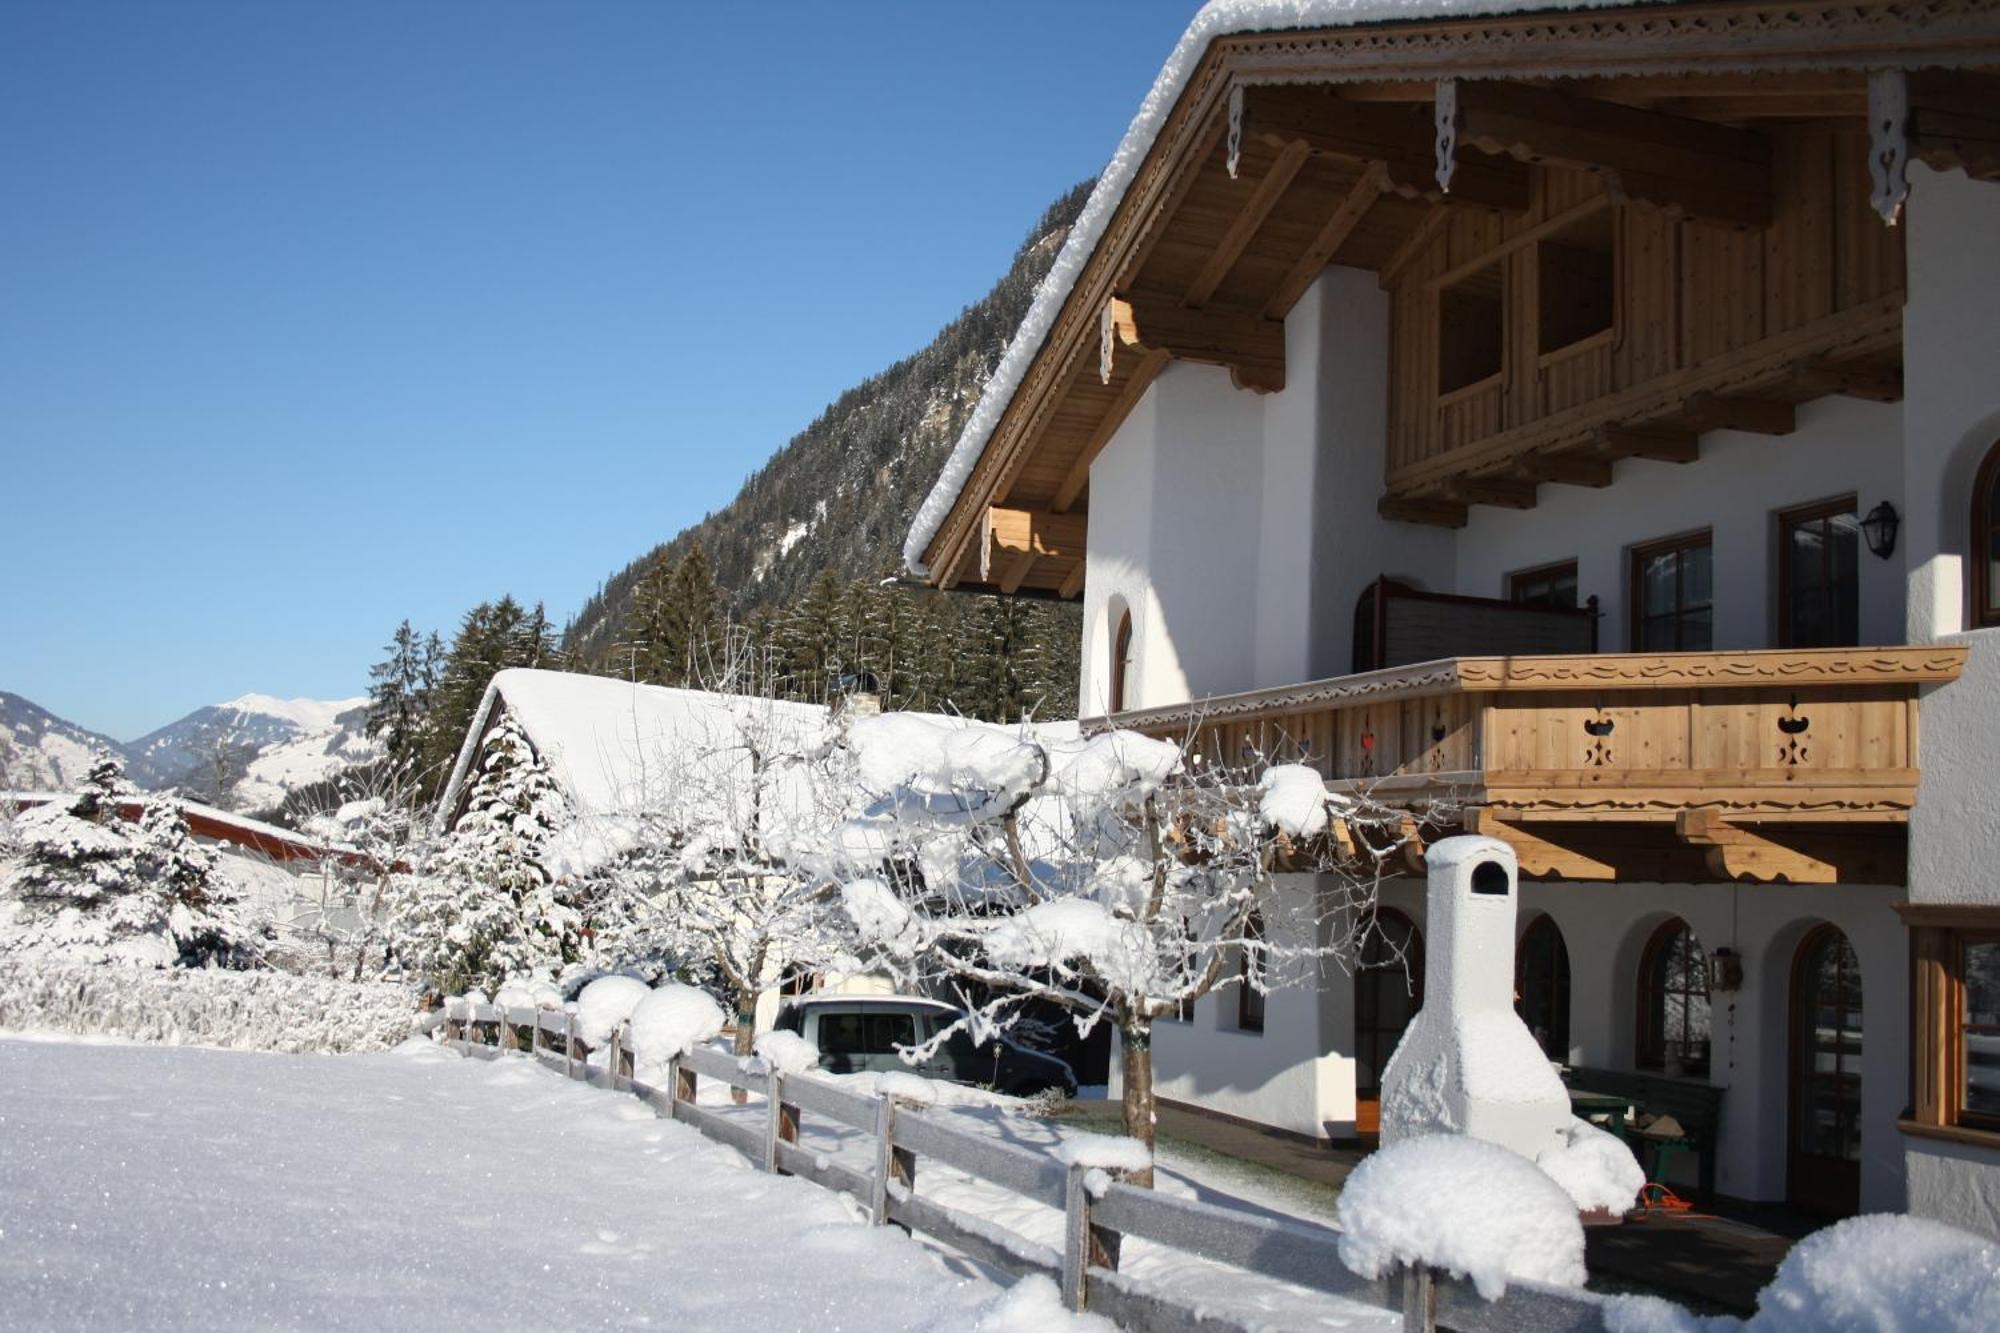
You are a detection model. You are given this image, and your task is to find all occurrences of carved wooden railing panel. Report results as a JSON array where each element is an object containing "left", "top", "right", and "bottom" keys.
[{"left": 1101, "top": 646, "right": 1965, "bottom": 822}]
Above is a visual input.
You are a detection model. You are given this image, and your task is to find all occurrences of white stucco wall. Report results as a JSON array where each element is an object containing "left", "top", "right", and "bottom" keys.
[{"left": 1897, "top": 162, "right": 2000, "bottom": 1235}]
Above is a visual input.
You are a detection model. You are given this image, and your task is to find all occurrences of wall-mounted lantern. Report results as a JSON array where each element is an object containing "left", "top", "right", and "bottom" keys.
[
  {"left": 1861, "top": 500, "right": 1901, "bottom": 559},
  {"left": 1709, "top": 947, "right": 1744, "bottom": 994}
]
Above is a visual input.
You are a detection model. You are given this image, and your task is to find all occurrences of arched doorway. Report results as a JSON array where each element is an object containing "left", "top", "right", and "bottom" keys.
[
  {"left": 1517, "top": 914, "right": 1571, "bottom": 1061},
  {"left": 1108, "top": 608, "right": 1134, "bottom": 713},
  {"left": 1354, "top": 909, "right": 1423, "bottom": 1136},
  {"left": 1790, "top": 924, "right": 1863, "bottom": 1216}
]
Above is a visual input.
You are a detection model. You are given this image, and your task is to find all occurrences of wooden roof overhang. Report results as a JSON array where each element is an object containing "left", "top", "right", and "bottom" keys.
[{"left": 916, "top": 0, "right": 2000, "bottom": 597}]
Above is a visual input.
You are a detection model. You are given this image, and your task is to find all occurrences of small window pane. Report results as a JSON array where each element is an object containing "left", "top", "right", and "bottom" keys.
[
  {"left": 1964, "top": 941, "right": 2000, "bottom": 1119},
  {"left": 866, "top": 1013, "right": 916, "bottom": 1055},
  {"left": 818, "top": 1013, "right": 865, "bottom": 1056}
]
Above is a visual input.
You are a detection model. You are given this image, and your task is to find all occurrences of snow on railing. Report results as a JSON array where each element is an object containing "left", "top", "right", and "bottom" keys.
[{"left": 437, "top": 999, "right": 1623, "bottom": 1333}]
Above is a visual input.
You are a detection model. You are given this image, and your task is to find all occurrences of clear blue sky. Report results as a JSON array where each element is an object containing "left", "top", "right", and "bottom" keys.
[{"left": 1, "top": 1, "right": 1201, "bottom": 740}]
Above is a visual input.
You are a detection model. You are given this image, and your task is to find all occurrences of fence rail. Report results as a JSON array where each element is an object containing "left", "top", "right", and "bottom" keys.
[{"left": 438, "top": 1000, "right": 1619, "bottom": 1333}]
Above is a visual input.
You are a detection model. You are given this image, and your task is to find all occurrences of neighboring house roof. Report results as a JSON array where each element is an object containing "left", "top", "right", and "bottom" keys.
[
  {"left": 902, "top": 0, "right": 1675, "bottom": 578},
  {"left": 4, "top": 792, "right": 360, "bottom": 867},
  {"left": 437, "top": 669, "right": 833, "bottom": 834}
]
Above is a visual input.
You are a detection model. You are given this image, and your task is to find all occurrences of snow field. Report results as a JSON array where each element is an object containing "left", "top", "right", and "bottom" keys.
[{"left": 0, "top": 1036, "right": 1112, "bottom": 1332}]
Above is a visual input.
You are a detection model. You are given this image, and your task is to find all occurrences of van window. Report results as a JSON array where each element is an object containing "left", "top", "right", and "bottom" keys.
[{"left": 818, "top": 1010, "right": 916, "bottom": 1056}]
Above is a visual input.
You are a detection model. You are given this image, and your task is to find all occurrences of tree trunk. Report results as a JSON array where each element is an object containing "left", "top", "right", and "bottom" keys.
[
  {"left": 1119, "top": 1016, "right": 1156, "bottom": 1188},
  {"left": 731, "top": 995, "right": 756, "bottom": 1105}
]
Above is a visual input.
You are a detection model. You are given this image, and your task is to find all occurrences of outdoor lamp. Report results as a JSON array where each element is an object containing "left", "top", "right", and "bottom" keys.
[
  {"left": 1861, "top": 500, "right": 1900, "bottom": 559},
  {"left": 1708, "top": 947, "right": 1743, "bottom": 993}
]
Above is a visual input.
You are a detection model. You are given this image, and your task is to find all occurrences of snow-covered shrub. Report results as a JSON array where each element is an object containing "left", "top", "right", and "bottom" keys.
[
  {"left": 574, "top": 974, "right": 651, "bottom": 1046},
  {"left": 1335, "top": 1134, "right": 1587, "bottom": 1300},
  {"left": 752, "top": 1028, "right": 820, "bottom": 1075},
  {"left": 0, "top": 760, "right": 246, "bottom": 968},
  {"left": 1536, "top": 1117, "right": 1646, "bottom": 1214},
  {"left": 493, "top": 976, "right": 562, "bottom": 1011},
  {"left": 628, "top": 982, "right": 723, "bottom": 1081},
  {"left": 1748, "top": 1214, "right": 2000, "bottom": 1332},
  {"left": 0, "top": 958, "right": 416, "bottom": 1053}
]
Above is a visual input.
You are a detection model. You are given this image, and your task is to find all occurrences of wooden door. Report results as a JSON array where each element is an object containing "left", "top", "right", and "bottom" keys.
[
  {"left": 1789, "top": 925, "right": 1863, "bottom": 1216},
  {"left": 1353, "top": 910, "right": 1424, "bottom": 1139}
]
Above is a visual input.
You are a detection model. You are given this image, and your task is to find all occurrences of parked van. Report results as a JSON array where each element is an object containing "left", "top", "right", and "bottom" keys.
[{"left": 773, "top": 995, "right": 1076, "bottom": 1098}]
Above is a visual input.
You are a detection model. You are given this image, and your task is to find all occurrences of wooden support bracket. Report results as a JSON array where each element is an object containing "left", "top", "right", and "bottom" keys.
[
  {"left": 1103, "top": 292, "right": 1285, "bottom": 393},
  {"left": 1680, "top": 391, "right": 1797, "bottom": 437},
  {"left": 1676, "top": 809, "right": 1836, "bottom": 884},
  {"left": 1378, "top": 494, "right": 1469, "bottom": 528},
  {"left": 1792, "top": 355, "right": 1903, "bottom": 404},
  {"left": 1588, "top": 423, "right": 1700, "bottom": 464}
]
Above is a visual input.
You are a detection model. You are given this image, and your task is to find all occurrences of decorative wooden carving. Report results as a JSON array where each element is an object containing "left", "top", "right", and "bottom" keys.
[{"left": 1869, "top": 68, "right": 1911, "bottom": 224}]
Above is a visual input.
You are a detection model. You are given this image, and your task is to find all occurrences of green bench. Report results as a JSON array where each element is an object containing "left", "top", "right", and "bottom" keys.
[{"left": 1563, "top": 1066, "right": 1725, "bottom": 1200}]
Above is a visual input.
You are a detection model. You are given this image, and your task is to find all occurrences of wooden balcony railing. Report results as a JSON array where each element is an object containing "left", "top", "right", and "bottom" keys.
[{"left": 1094, "top": 647, "right": 1967, "bottom": 881}]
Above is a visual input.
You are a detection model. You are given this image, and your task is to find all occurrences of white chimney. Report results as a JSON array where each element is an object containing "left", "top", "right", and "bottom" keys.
[{"left": 1378, "top": 835, "right": 1573, "bottom": 1161}]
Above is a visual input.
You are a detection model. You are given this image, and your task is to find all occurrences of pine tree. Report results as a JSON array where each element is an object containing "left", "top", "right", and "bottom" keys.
[
  {"left": 367, "top": 620, "right": 429, "bottom": 776},
  {"left": 0, "top": 757, "right": 244, "bottom": 967},
  {"left": 620, "top": 552, "right": 675, "bottom": 684},
  {"left": 413, "top": 713, "right": 579, "bottom": 992},
  {"left": 662, "top": 543, "right": 723, "bottom": 685}
]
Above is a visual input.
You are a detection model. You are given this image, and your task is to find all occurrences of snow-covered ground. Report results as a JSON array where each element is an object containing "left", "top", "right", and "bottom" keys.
[{"left": 0, "top": 1037, "right": 1109, "bottom": 1331}]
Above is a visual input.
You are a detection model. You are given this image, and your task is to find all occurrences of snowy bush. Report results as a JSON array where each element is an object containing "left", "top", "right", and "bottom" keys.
[
  {"left": 493, "top": 976, "right": 563, "bottom": 1011},
  {"left": 628, "top": 982, "right": 724, "bottom": 1081},
  {"left": 0, "top": 958, "right": 417, "bottom": 1053},
  {"left": 1536, "top": 1117, "right": 1646, "bottom": 1214},
  {"left": 752, "top": 1028, "right": 820, "bottom": 1075},
  {"left": 1335, "top": 1134, "right": 1586, "bottom": 1300},
  {"left": 574, "top": 974, "right": 651, "bottom": 1046},
  {"left": 1748, "top": 1214, "right": 2000, "bottom": 1332}
]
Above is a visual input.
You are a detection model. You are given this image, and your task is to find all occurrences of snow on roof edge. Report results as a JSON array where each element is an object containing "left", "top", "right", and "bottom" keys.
[{"left": 901, "top": 0, "right": 1671, "bottom": 578}]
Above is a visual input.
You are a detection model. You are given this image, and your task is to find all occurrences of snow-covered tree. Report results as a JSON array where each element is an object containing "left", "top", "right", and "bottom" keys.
[
  {"left": 593, "top": 682, "right": 850, "bottom": 1063},
  {"left": 403, "top": 713, "right": 578, "bottom": 993},
  {"left": 279, "top": 768, "right": 441, "bottom": 981},
  {"left": 0, "top": 757, "right": 246, "bottom": 967},
  {"left": 822, "top": 715, "right": 1432, "bottom": 1180}
]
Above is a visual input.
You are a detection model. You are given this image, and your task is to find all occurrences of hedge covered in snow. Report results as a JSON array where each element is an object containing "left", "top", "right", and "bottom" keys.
[{"left": 0, "top": 960, "right": 418, "bottom": 1054}]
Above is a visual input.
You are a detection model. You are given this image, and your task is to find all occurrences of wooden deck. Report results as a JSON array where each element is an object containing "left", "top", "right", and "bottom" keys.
[{"left": 1096, "top": 645, "right": 1967, "bottom": 883}]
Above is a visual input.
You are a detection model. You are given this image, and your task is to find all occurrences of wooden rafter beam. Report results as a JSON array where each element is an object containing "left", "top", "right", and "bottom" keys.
[
  {"left": 1586, "top": 423, "right": 1700, "bottom": 464},
  {"left": 1057, "top": 560, "right": 1086, "bottom": 601},
  {"left": 1186, "top": 138, "right": 1312, "bottom": 308},
  {"left": 1445, "top": 79, "right": 1772, "bottom": 226},
  {"left": 1679, "top": 390, "right": 1797, "bottom": 436},
  {"left": 1103, "top": 292, "right": 1285, "bottom": 394},
  {"left": 982, "top": 505, "right": 1086, "bottom": 563},
  {"left": 1263, "top": 163, "right": 1387, "bottom": 320},
  {"left": 1792, "top": 355, "right": 1903, "bottom": 404},
  {"left": 995, "top": 546, "right": 1038, "bottom": 595},
  {"left": 1465, "top": 809, "right": 1616, "bottom": 880},
  {"left": 1243, "top": 87, "right": 1529, "bottom": 212},
  {"left": 1056, "top": 347, "right": 1167, "bottom": 512},
  {"left": 1378, "top": 494, "right": 1468, "bottom": 528}
]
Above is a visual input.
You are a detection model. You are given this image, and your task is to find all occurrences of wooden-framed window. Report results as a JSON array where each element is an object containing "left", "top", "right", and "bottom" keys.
[
  {"left": 1903, "top": 906, "right": 2000, "bottom": 1142},
  {"left": 1630, "top": 530, "right": 1713, "bottom": 652},
  {"left": 1516, "top": 913, "right": 1572, "bottom": 1061},
  {"left": 1510, "top": 559, "right": 1580, "bottom": 611},
  {"left": 1236, "top": 912, "right": 1266, "bottom": 1034},
  {"left": 1778, "top": 496, "right": 1860, "bottom": 648},
  {"left": 1356, "top": 909, "right": 1424, "bottom": 1094},
  {"left": 1638, "top": 918, "right": 1711, "bottom": 1077},
  {"left": 1975, "top": 439, "right": 2000, "bottom": 629},
  {"left": 1109, "top": 609, "right": 1134, "bottom": 714}
]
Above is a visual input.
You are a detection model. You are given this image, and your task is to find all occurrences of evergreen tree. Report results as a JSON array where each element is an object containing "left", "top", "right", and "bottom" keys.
[
  {"left": 408, "top": 713, "right": 579, "bottom": 992},
  {"left": 619, "top": 552, "right": 675, "bottom": 684},
  {"left": 0, "top": 757, "right": 244, "bottom": 967},
  {"left": 367, "top": 620, "right": 429, "bottom": 775},
  {"left": 662, "top": 543, "right": 723, "bottom": 685}
]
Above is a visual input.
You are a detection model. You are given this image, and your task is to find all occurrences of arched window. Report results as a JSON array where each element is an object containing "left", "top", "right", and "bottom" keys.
[
  {"left": 1356, "top": 909, "right": 1424, "bottom": 1095},
  {"left": 1638, "top": 919, "right": 1711, "bottom": 1077},
  {"left": 1109, "top": 609, "right": 1134, "bottom": 714},
  {"left": 1516, "top": 914, "right": 1571, "bottom": 1061},
  {"left": 1974, "top": 439, "right": 2000, "bottom": 628}
]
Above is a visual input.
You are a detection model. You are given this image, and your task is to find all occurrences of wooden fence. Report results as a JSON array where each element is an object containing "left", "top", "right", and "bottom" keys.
[{"left": 439, "top": 1000, "right": 1625, "bottom": 1333}]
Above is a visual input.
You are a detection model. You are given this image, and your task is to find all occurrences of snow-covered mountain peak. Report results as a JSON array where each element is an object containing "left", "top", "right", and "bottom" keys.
[{"left": 216, "top": 694, "right": 367, "bottom": 732}]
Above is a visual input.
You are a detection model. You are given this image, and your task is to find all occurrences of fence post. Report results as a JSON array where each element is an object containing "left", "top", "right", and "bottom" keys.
[
  {"left": 870, "top": 1094, "right": 920, "bottom": 1226},
  {"left": 1061, "top": 1163, "right": 1127, "bottom": 1313},
  {"left": 764, "top": 1071, "right": 800, "bottom": 1175},
  {"left": 671, "top": 1055, "right": 696, "bottom": 1122},
  {"left": 1400, "top": 1261, "right": 1436, "bottom": 1333},
  {"left": 563, "top": 1013, "right": 578, "bottom": 1079},
  {"left": 500, "top": 1012, "right": 518, "bottom": 1053}
]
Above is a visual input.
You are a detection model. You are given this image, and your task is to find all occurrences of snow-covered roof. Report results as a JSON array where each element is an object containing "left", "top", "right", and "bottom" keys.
[
  {"left": 437, "top": 669, "right": 833, "bottom": 829},
  {"left": 4, "top": 790, "right": 353, "bottom": 865},
  {"left": 903, "top": 0, "right": 1670, "bottom": 576}
]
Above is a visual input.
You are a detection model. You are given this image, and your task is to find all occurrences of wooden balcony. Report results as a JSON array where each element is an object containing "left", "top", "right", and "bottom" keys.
[{"left": 1097, "top": 646, "right": 1968, "bottom": 884}]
